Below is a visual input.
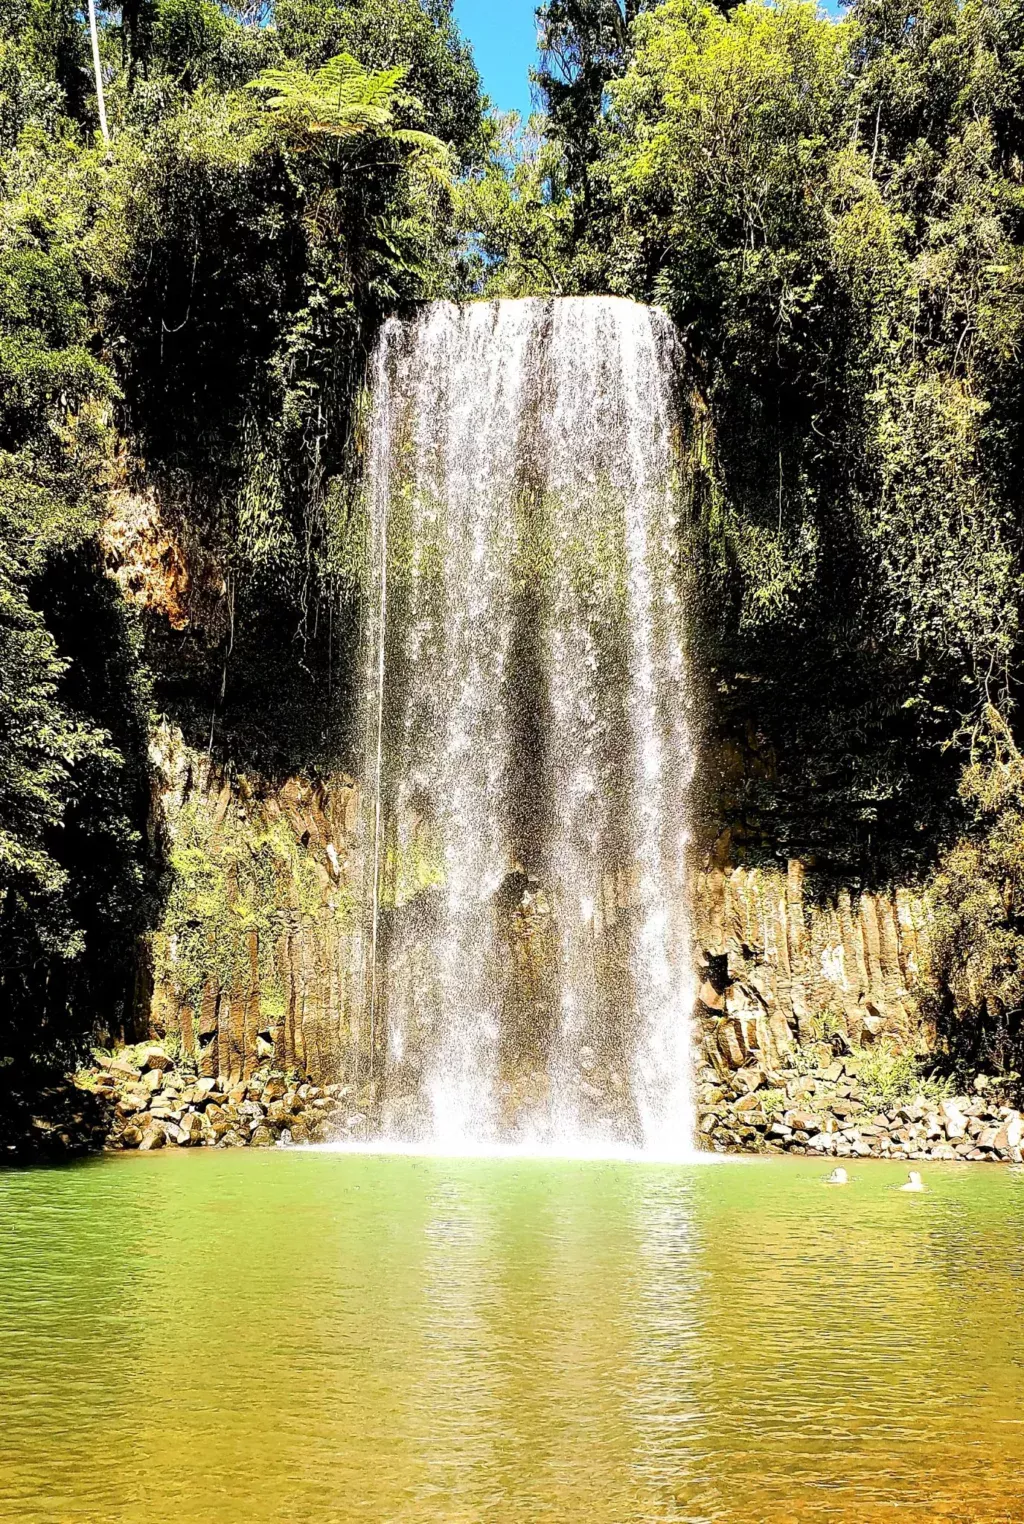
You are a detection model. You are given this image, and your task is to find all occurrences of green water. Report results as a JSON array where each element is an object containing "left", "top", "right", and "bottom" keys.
[{"left": 0, "top": 1154, "right": 1022, "bottom": 1524}]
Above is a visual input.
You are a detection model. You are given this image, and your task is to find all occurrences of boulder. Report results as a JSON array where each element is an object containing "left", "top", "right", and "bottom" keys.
[
  {"left": 218, "top": 1129, "right": 247, "bottom": 1148},
  {"left": 140, "top": 1048, "right": 174, "bottom": 1074},
  {"left": 139, "top": 1123, "right": 165, "bottom": 1151},
  {"left": 717, "top": 1022, "right": 746, "bottom": 1070},
  {"left": 831, "top": 1099, "right": 862, "bottom": 1119},
  {"left": 250, "top": 1125, "right": 276, "bottom": 1148},
  {"left": 205, "top": 1107, "right": 231, "bottom": 1138},
  {"left": 179, "top": 1113, "right": 206, "bottom": 1147},
  {"left": 103, "top": 1058, "right": 142, "bottom": 1081},
  {"left": 734, "top": 1091, "right": 762, "bottom": 1116},
  {"left": 262, "top": 1077, "right": 287, "bottom": 1103},
  {"left": 784, "top": 1110, "right": 820, "bottom": 1134},
  {"left": 764, "top": 1011, "right": 798, "bottom": 1060}
]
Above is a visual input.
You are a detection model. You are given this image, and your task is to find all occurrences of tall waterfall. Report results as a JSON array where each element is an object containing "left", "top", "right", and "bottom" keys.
[{"left": 361, "top": 297, "right": 696, "bottom": 1158}]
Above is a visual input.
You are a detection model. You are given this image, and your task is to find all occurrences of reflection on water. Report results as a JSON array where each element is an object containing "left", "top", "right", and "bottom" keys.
[{"left": 0, "top": 1154, "right": 1022, "bottom": 1524}]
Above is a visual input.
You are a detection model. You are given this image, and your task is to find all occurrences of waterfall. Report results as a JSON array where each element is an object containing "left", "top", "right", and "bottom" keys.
[{"left": 361, "top": 297, "right": 696, "bottom": 1159}]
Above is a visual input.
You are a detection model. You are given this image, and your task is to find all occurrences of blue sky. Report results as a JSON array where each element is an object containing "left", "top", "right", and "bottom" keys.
[
  {"left": 452, "top": 0, "right": 845, "bottom": 121},
  {"left": 453, "top": 0, "right": 539, "bottom": 120}
]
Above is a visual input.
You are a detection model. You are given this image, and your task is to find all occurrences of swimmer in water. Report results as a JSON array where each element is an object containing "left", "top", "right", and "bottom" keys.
[
  {"left": 825, "top": 1167, "right": 848, "bottom": 1185},
  {"left": 900, "top": 1171, "right": 926, "bottom": 1192}
]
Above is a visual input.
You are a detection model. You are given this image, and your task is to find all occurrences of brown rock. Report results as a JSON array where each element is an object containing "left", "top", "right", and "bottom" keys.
[
  {"left": 734, "top": 1066, "right": 765, "bottom": 1095},
  {"left": 179, "top": 1113, "right": 206, "bottom": 1147},
  {"left": 785, "top": 1110, "right": 820, "bottom": 1134},
  {"left": 699, "top": 979, "right": 726, "bottom": 1012},
  {"left": 717, "top": 1022, "right": 746, "bottom": 1070},
  {"left": 139, "top": 1124, "right": 165, "bottom": 1151},
  {"left": 103, "top": 1058, "right": 142, "bottom": 1081},
  {"left": 141, "top": 1048, "right": 174, "bottom": 1074},
  {"left": 831, "top": 1099, "right": 862, "bottom": 1119},
  {"left": 205, "top": 1107, "right": 230, "bottom": 1137}
]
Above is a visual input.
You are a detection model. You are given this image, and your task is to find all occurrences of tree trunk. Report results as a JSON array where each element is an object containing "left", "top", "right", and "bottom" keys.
[{"left": 87, "top": 0, "right": 109, "bottom": 143}]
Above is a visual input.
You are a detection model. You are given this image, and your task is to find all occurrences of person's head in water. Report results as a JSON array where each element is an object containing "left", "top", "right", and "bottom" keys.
[
  {"left": 900, "top": 1171, "right": 925, "bottom": 1192},
  {"left": 826, "top": 1167, "right": 848, "bottom": 1185}
]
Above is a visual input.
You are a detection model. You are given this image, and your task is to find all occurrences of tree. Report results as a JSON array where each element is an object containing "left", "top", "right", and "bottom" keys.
[
  {"left": 87, "top": 0, "right": 109, "bottom": 139},
  {"left": 535, "top": 0, "right": 654, "bottom": 212}
]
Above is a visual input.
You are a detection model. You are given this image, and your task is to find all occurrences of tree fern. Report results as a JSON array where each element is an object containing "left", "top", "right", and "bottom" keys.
[{"left": 247, "top": 51, "right": 448, "bottom": 167}]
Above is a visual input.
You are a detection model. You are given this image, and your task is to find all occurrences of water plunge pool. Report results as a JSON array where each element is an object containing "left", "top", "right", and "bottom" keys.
[{"left": 1, "top": 1152, "right": 1021, "bottom": 1523}]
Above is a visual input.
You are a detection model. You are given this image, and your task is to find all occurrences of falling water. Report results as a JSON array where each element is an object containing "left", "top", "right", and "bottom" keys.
[{"left": 361, "top": 297, "right": 696, "bottom": 1158}]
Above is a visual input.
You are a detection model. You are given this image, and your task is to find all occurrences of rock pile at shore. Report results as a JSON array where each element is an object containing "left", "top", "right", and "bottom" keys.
[
  {"left": 1, "top": 1075, "right": 113, "bottom": 1162},
  {"left": 696, "top": 1054, "right": 1024, "bottom": 1163},
  {"left": 92, "top": 1049, "right": 371, "bottom": 1151}
]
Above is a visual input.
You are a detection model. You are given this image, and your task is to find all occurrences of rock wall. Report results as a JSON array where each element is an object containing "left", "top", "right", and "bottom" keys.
[
  {"left": 144, "top": 727, "right": 366, "bottom": 1088},
  {"left": 141, "top": 727, "right": 936, "bottom": 1106},
  {"left": 692, "top": 855, "right": 931, "bottom": 1076}
]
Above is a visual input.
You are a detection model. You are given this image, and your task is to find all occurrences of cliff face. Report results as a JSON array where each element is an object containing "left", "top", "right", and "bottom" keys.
[
  {"left": 139, "top": 732, "right": 932, "bottom": 1092},
  {"left": 144, "top": 727, "right": 366, "bottom": 1088},
  {"left": 119, "top": 491, "right": 935, "bottom": 1095},
  {"left": 691, "top": 854, "right": 930, "bottom": 1078}
]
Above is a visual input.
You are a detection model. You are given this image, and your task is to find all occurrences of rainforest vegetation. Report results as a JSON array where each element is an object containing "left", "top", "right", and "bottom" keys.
[{"left": 2, "top": 0, "right": 1024, "bottom": 1108}]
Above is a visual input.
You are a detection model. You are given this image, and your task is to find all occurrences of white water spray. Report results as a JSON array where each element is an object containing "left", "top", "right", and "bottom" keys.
[{"left": 361, "top": 297, "right": 696, "bottom": 1158}]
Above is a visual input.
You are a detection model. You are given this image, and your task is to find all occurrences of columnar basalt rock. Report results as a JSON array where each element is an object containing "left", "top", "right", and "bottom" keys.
[
  {"left": 692, "top": 857, "right": 929, "bottom": 1061},
  {"left": 143, "top": 726, "right": 366, "bottom": 1089}
]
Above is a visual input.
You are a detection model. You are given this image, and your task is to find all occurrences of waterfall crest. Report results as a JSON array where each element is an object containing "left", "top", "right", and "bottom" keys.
[{"left": 361, "top": 297, "right": 696, "bottom": 1158}]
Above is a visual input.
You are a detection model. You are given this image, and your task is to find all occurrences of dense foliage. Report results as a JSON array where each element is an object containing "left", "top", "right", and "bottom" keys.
[
  {"left": 513, "top": 0, "right": 1024, "bottom": 1073},
  {"left": 0, "top": 0, "right": 483, "bottom": 1097}
]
